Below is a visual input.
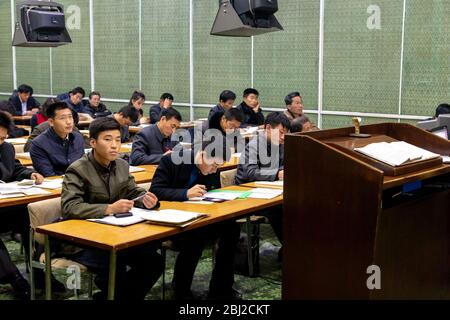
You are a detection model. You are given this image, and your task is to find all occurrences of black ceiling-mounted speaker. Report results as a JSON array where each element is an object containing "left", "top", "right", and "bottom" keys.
[
  {"left": 211, "top": 0, "right": 283, "bottom": 37},
  {"left": 12, "top": 0, "right": 72, "bottom": 47}
]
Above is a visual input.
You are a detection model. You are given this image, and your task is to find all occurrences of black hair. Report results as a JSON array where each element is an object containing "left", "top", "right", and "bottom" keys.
[
  {"left": 224, "top": 108, "right": 244, "bottom": 123},
  {"left": 17, "top": 84, "right": 33, "bottom": 95},
  {"left": 264, "top": 112, "right": 291, "bottom": 130},
  {"left": 290, "top": 118, "right": 304, "bottom": 133},
  {"left": 89, "top": 117, "right": 121, "bottom": 140},
  {"left": 160, "top": 93, "right": 174, "bottom": 101},
  {"left": 284, "top": 91, "right": 301, "bottom": 106},
  {"left": 435, "top": 103, "right": 450, "bottom": 118},
  {"left": 41, "top": 97, "right": 60, "bottom": 116},
  {"left": 219, "top": 90, "right": 236, "bottom": 102},
  {"left": 198, "top": 137, "right": 232, "bottom": 162},
  {"left": 45, "top": 101, "right": 71, "bottom": 118},
  {"left": 118, "top": 105, "right": 139, "bottom": 123},
  {"left": 0, "top": 110, "right": 13, "bottom": 131},
  {"left": 160, "top": 107, "right": 182, "bottom": 122},
  {"left": 129, "top": 90, "right": 146, "bottom": 105},
  {"left": 89, "top": 91, "right": 101, "bottom": 99},
  {"left": 70, "top": 87, "right": 86, "bottom": 98},
  {"left": 243, "top": 88, "right": 259, "bottom": 97}
]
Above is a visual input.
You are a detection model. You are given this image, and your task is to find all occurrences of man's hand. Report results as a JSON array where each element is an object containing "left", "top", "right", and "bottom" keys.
[
  {"left": 30, "top": 173, "right": 44, "bottom": 185},
  {"left": 142, "top": 192, "right": 158, "bottom": 209},
  {"left": 278, "top": 170, "right": 284, "bottom": 181},
  {"left": 187, "top": 184, "right": 207, "bottom": 198},
  {"left": 105, "top": 199, "right": 134, "bottom": 215},
  {"left": 163, "top": 150, "right": 173, "bottom": 156},
  {"left": 252, "top": 102, "right": 260, "bottom": 113}
]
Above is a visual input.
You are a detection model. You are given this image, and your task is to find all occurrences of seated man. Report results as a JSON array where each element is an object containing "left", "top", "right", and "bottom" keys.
[
  {"left": 290, "top": 115, "right": 313, "bottom": 133},
  {"left": 83, "top": 91, "right": 111, "bottom": 118},
  {"left": 283, "top": 91, "right": 318, "bottom": 131},
  {"left": 109, "top": 105, "right": 139, "bottom": 143},
  {"left": 208, "top": 90, "right": 236, "bottom": 121},
  {"left": 208, "top": 108, "right": 244, "bottom": 135},
  {"left": 0, "top": 111, "right": 44, "bottom": 300},
  {"left": 235, "top": 112, "right": 290, "bottom": 245},
  {"left": 61, "top": 117, "right": 163, "bottom": 300},
  {"left": 10, "top": 84, "right": 40, "bottom": 116},
  {"left": 130, "top": 108, "right": 181, "bottom": 165},
  {"left": 30, "top": 101, "right": 85, "bottom": 176},
  {"left": 61, "top": 87, "right": 86, "bottom": 114},
  {"left": 30, "top": 97, "right": 58, "bottom": 130},
  {"left": 150, "top": 139, "right": 241, "bottom": 300},
  {"left": 149, "top": 93, "right": 174, "bottom": 124},
  {"left": 236, "top": 88, "right": 264, "bottom": 127}
]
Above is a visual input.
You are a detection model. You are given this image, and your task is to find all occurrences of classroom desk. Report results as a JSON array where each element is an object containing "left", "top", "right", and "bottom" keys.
[
  {"left": 13, "top": 116, "right": 32, "bottom": 125},
  {"left": 0, "top": 166, "right": 156, "bottom": 209},
  {"left": 240, "top": 181, "right": 283, "bottom": 189},
  {"left": 36, "top": 185, "right": 282, "bottom": 300}
]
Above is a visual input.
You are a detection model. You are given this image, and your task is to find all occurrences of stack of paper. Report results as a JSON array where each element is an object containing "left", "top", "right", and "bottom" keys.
[
  {"left": 129, "top": 166, "right": 145, "bottom": 173},
  {"left": 35, "top": 179, "right": 64, "bottom": 190},
  {"left": 133, "top": 208, "right": 207, "bottom": 227},
  {"left": 355, "top": 141, "right": 440, "bottom": 167},
  {"left": 442, "top": 156, "right": 450, "bottom": 163},
  {"left": 254, "top": 181, "right": 283, "bottom": 187},
  {"left": 87, "top": 214, "right": 144, "bottom": 227},
  {"left": 15, "top": 152, "right": 31, "bottom": 159},
  {"left": 189, "top": 190, "right": 251, "bottom": 202},
  {"left": 248, "top": 188, "right": 283, "bottom": 199}
]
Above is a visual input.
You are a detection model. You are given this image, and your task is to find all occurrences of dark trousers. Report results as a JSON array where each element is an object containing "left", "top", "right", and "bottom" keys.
[
  {"left": 0, "top": 206, "right": 30, "bottom": 260},
  {"left": 0, "top": 238, "right": 19, "bottom": 282},
  {"left": 260, "top": 204, "right": 283, "bottom": 244},
  {"left": 72, "top": 243, "right": 163, "bottom": 300},
  {"left": 172, "top": 221, "right": 240, "bottom": 296}
]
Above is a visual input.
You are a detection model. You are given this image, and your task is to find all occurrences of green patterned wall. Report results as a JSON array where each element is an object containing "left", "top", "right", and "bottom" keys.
[
  {"left": 254, "top": 0, "right": 320, "bottom": 109},
  {"left": 0, "top": 1, "right": 448, "bottom": 129}
]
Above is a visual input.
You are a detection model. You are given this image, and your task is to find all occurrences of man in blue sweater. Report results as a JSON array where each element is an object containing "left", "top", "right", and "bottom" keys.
[{"left": 30, "top": 101, "right": 85, "bottom": 176}]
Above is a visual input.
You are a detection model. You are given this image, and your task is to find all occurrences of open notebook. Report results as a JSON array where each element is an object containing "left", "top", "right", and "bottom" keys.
[
  {"left": 87, "top": 208, "right": 208, "bottom": 227},
  {"left": 355, "top": 141, "right": 440, "bottom": 167}
]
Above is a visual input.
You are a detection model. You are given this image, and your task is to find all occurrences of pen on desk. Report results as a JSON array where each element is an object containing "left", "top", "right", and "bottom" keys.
[{"left": 131, "top": 193, "right": 146, "bottom": 202}]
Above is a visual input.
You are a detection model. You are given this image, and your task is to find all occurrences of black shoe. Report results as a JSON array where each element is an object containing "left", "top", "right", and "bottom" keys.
[
  {"left": 8, "top": 272, "right": 30, "bottom": 300},
  {"left": 34, "top": 269, "right": 66, "bottom": 292},
  {"left": 208, "top": 288, "right": 242, "bottom": 300}
]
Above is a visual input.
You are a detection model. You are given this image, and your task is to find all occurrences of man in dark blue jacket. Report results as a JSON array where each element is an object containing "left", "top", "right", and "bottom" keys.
[
  {"left": 61, "top": 87, "right": 86, "bottom": 114},
  {"left": 130, "top": 108, "right": 181, "bottom": 165},
  {"left": 149, "top": 92, "right": 174, "bottom": 124},
  {"left": 0, "top": 111, "right": 45, "bottom": 300},
  {"left": 9, "top": 84, "right": 40, "bottom": 116},
  {"left": 150, "top": 140, "right": 241, "bottom": 300},
  {"left": 30, "top": 101, "right": 85, "bottom": 176}
]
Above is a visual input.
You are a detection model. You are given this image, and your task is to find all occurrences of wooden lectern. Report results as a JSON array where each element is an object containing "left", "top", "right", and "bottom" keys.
[{"left": 283, "top": 123, "right": 450, "bottom": 299}]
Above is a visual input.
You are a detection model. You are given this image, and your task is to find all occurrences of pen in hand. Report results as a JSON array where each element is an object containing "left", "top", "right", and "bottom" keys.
[{"left": 131, "top": 194, "right": 146, "bottom": 202}]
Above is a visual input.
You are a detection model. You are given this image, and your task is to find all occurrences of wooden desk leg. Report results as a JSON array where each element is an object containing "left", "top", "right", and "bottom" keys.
[
  {"left": 44, "top": 235, "right": 52, "bottom": 300},
  {"left": 246, "top": 216, "right": 254, "bottom": 277},
  {"left": 107, "top": 250, "right": 117, "bottom": 300}
]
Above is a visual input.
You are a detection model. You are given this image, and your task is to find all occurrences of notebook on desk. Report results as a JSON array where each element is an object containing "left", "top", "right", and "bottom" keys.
[{"left": 132, "top": 207, "right": 208, "bottom": 227}]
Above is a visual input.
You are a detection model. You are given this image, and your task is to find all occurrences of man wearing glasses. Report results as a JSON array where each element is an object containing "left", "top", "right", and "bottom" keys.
[
  {"left": 30, "top": 101, "right": 85, "bottom": 177},
  {"left": 150, "top": 139, "right": 241, "bottom": 300}
]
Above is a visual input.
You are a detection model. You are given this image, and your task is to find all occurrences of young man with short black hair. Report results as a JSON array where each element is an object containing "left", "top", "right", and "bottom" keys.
[
  {"left": 150, "top": 140, "right": 241, "bottom": 300},
  {"left": 83, "top": 91, "right": 111, "bottom": 118},
  {"left": 109, "top": 105, "right": 140, "bottom": 143},
  {"left": 62, "top": 87, "right": 86, "bottom": 114},
  {"left": 208, "top": 90, "right": 237, "bottom": 121},
  {"left": 235, "top": 112, "right": 290, "bottom": 246},
  {"left": 149, "top": 92, "right": 174, "bottom": 124},
  {"left": 10, "top": 84, "right": 40, "bottom": 116},
  {"left": 30, "top": 101, "right": 85, "bottom": 176},
  {"left": 236, "top": 88, "right": 264, "bottom": 127},
  {"left": 61, "top": 117, "right": 163, "bottom": 300},
  {"left": 0, "top": 111, "right": 44, "bottom": 300},
  {"left": 130, "top": 108, "right": 182, "bottom": 165}
]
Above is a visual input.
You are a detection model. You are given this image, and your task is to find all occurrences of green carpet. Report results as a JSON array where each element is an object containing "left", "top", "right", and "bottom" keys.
[{"left": 0, "top": 224, "right": 281, "bottom": 300}]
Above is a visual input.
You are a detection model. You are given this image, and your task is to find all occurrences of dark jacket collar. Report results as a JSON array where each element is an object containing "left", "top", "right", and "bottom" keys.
[
  {"left": 47, "top": 127, "right": 76, "bottom": 143},
  {"left": 87, "top": 151, "right": 117, "bottom": 174}
]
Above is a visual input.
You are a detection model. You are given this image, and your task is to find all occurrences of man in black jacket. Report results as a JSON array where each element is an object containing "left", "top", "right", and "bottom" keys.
[
  {"left": 9, "top": 84, "right": 40, "bottom": 116},
  {"left": 236, "top": 88, "right": 264, "bottom": 127},
  {"left": 150, "top": 140, "right": 241, "bottom": 300},
  {"left": 0, "top": 111, "right": 44, "bottom": 300},
  {"left": 149, "top": 93, "right": 174, "bottom": 124}
]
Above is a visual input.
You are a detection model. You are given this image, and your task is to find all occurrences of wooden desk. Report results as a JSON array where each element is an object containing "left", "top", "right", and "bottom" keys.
[
  {"left": 240, "top": 181, "right": 283, "bottom": 189},
  {"left": 76, "top": 120, "right": 92, "bottom": 128},
  {"left": 0, "top": 166, "right": 156, "bottom": 209},
  {"left": 13, "top": 116, "right": 32, "bottom": 125},
  {"left": 36, "top": 185, "right": 282, "bottom": 299}
]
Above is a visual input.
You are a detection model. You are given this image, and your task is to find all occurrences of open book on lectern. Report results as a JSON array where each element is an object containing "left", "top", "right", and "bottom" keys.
[{"left": 355, "top": 141, "right": 440, "bottom": 167}]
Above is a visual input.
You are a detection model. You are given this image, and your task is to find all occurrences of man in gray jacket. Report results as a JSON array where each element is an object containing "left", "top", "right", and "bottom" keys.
[
  {"left": 235, "top": 112, "right": 290, "bottom": 246},
  {"left": 130, "top": 108, "right": 181, "bottom": 165}
]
